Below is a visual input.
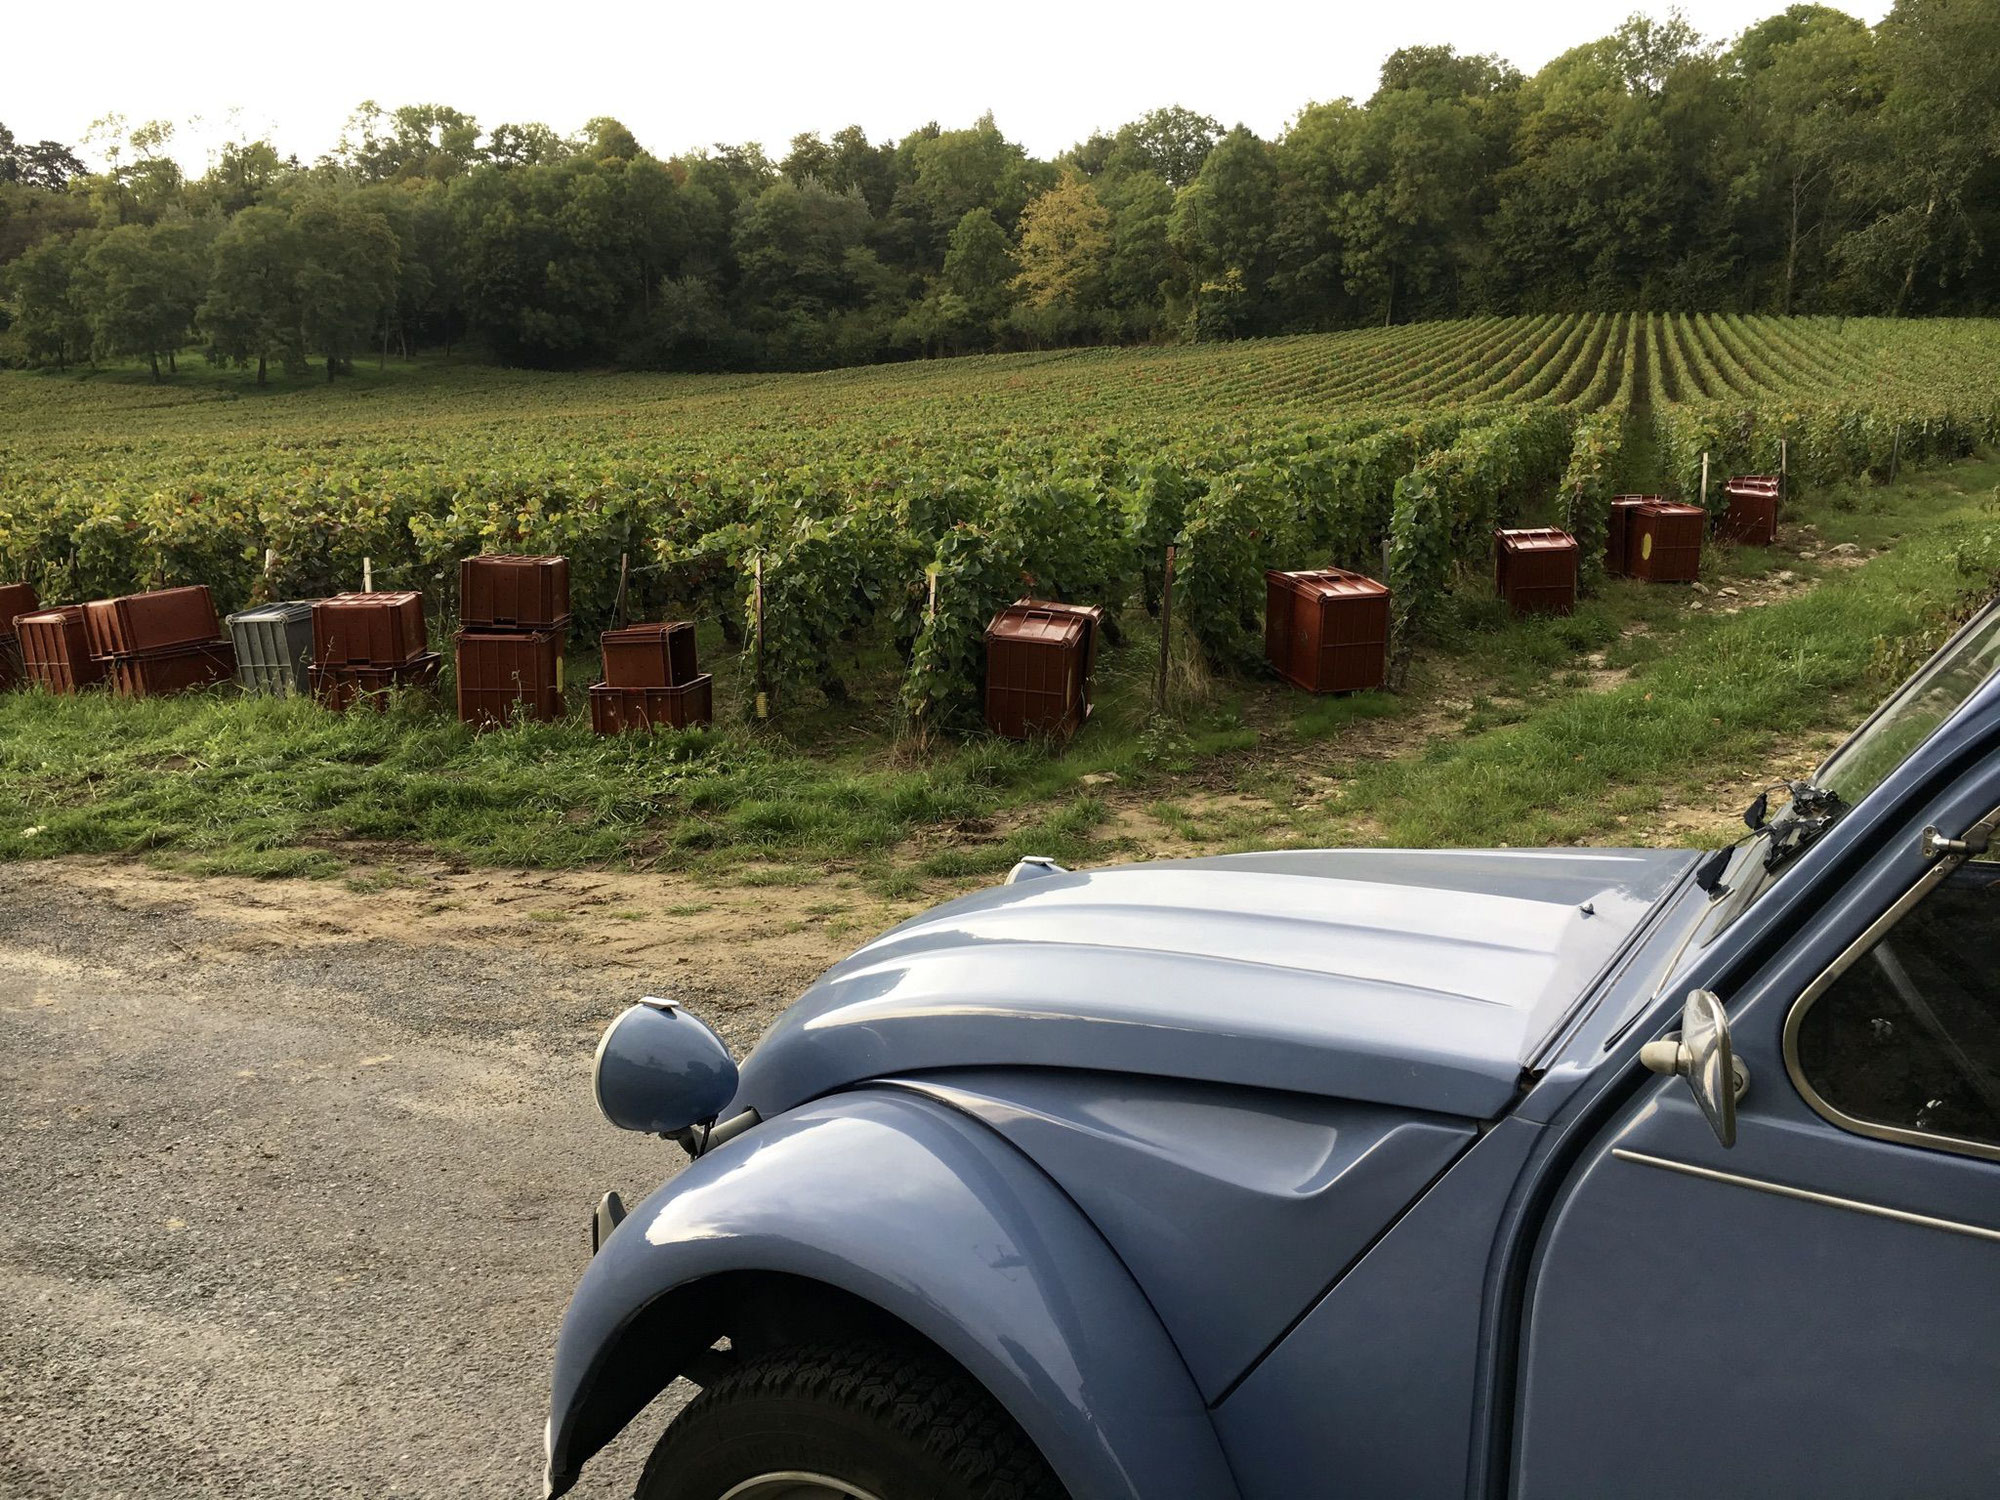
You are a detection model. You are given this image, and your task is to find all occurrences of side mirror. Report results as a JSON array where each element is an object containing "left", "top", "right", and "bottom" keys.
[{"left": 1640, "top": 989, "right": 1750, "bottom": 1147}]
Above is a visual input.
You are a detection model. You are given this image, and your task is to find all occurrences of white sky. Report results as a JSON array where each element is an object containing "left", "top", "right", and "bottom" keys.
[{"left": 10, "top": 0, "right": 1893, "bottom": 173}]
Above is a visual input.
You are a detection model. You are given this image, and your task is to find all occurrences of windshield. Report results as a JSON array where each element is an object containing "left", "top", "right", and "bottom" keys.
[
  {"left": 1816, "top": 599, "right": 2000, "bottom": 807},
  {"left": 1696, "top": 596, "right": 2000, "bottom": 947}
]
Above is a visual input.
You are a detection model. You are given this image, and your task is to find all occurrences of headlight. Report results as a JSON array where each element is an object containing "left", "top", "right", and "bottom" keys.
[{"left": 591, "top": 996, "right": 739, "bottom": 1136}]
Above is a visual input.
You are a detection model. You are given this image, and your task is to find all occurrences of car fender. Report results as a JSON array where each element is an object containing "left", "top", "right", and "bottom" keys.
[{"left": 547, "top": 1087, "right": 1241, "bottom": 1500}]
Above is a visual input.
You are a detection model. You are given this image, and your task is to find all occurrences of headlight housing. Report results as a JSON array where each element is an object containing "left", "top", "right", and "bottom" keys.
[{"left": 591, "top": 996, "right": 739, "bottom": 1136}]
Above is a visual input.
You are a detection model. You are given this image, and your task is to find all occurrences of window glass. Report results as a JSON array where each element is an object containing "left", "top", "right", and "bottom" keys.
[
  {"left": 1796, "top": 853, "right": 2000, "bottom": 1151},
  {"left": 1815, "top": 604, "right": 2000, "bottom": 809}
]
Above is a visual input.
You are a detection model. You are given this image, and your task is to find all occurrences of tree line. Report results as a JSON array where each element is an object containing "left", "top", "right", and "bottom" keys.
[{"left": 3, "top": 1, "right": 1998, "bottom": 380}]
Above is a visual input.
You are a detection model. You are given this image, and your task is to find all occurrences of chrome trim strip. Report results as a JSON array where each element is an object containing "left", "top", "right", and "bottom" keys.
[
  {"left": 1780, "top": 803, "right": 2000, "bottom": 1166},
  {"left": 1612, "top": 1148, "right": 2000, "bottom": 1245}
]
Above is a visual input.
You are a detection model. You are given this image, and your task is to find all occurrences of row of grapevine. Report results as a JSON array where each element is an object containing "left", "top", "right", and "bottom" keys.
[
  {"left": 1651, "top": 314, "right": 2000, "bottom": 509},
  {"left": 1385, "top": 406, "right": 1578, "bottom": 680},
  {"left": 8, "top": 314, "right": 2000, "bottom": 731}
]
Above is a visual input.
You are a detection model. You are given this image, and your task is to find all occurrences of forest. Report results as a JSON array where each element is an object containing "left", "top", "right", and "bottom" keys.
[{"left": 2, "top": 1, "right": 1997, "bottom": 378}]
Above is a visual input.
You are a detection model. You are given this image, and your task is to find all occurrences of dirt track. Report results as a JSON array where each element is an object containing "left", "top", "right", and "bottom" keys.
[{"left": 0, "top": 858, "right": 876, "bottom": 1499}]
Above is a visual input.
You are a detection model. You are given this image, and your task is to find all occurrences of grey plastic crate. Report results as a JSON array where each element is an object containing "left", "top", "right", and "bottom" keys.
[{"left": 228, "top": 602, "right": 316, "bottom": 696}]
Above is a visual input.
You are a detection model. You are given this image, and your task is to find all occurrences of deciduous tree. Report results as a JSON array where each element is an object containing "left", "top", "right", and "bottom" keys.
[
  {"left": 6, "top": 234, "right": 94, "bottom": 367},
  {"left": 1012, "top": 172, "right": 1110, "bottom": 312},
  {"left": 83, "top": 218, "right": 207, "bottom": 377},
  {"left": 199, "top": 205, "right": 303, "bottom": 383}
]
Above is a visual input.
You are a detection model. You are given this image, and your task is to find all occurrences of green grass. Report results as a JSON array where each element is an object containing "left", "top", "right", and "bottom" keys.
[{"left": 4, "top": 456, "right": 1996, "bottom": 888}]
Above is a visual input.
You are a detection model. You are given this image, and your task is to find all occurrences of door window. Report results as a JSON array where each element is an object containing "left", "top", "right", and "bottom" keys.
[{"left": 1790, "top": 849, "right": 2000, "bottom": 1157}]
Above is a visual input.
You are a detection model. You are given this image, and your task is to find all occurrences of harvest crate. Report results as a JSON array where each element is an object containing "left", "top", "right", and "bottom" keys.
[
  {"left": 1264, "top": 569, "right": 1390, "bottom": 694},
  {"left": 83, "top": 586, "right": 221, "bottom": 658},
  {"left": 1718, "top": 475, "right": 1781, "bottom": 546},
  {"left": 312, "top": 592, "right": 429, "bottom": 666},
  {"left": 107, "top": 640, "right": 237, "bottom": 699},
  {"left": 984, "top": 605, "right": 1092, "bottom": 741},
  {"left": 600, "top": 621, "right": 699, "bottom": 689},
  {"left": 16, "top": 607, "right": 107, "bottom": 693},
  {"left": 1495, "top": 529, "right": 1579, "bottom": 617},
  {"left": 310, "top": 652, "right": 442, "bottom": 711},
  {"left": 1011, "top": 599, "right": 1105, "bottom": 680},
  {"left": 588, "top": 676, "right": 714, "bottom": 734},
  {"left": 228, "top": 602, "right": 317, "bottom": 696},
  {"left": 454, "top": 627, "right": 566, "bottom": 728},
  {"left": 0, "top": 581, "right": 39, "bottom": 631},
  {"left": 1628, "top": 501, "right": 1705, "bottom": 583},
  {"left": 460, "top": 555, "right": 571, "bottom": 631},
  {"left": 0, "top": 580, "right": 33, "bottom": 692},
  {"left": 1606, "top": 496, "right": 1661, "bottom": 577}
]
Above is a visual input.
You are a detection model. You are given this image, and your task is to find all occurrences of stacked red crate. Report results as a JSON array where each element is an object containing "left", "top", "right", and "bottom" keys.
[
  {"left": 1626, "top": 502, "right": 1706, "bottom": 583},
  {"left": 1264, "top": 569, "right": 1391, "bottom": 693},
  {"left": 0, "top": 582, "right": 38, "bottom": 692},
  {"left": 1605, "top": 496, "right": 1661, "bottom": 578},
  {"left": 1719, "top": 475, "right": 1781, "bottom": 546},
  {"left": 1013, "top": 599, "right": 1105, "bottom": 682},
  {"left": 589, "top": 620, "right": 713, "bottom": 734},
  {"left": 83, "top": 586, "right": 236, "bottom": 699},
  {"left": 15, "top": 607, "right": 105, "bottom": 693},
  {"left": 456, "top": 557, "right": 570, "bottom": 728},
  {"left": 983, "top": 605, "right": 1092, "bottom": 740},
  {"left": 1495, "top": 529, "right": 1579, "bottom": 616},
  {"left": 311, "top": 591, "right": 440, "bottom": 710}
]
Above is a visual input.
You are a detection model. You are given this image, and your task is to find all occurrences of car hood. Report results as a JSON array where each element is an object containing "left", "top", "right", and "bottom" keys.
[{"left": 729, "top": 847, "right": 1697, "bottom": 1122}]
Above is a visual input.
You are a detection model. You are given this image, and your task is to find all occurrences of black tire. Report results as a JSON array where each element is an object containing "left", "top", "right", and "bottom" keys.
[{"left": 635, "top": 1342, "right": 1069, "bottom": 1500}]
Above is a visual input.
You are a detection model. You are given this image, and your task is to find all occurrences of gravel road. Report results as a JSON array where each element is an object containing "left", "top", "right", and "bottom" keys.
[{"left": 0, "top": 858, "right": 870, "bottom": 1499}]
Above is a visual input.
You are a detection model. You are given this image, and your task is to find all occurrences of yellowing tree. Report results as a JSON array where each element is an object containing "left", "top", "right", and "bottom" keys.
[{"left": 1011, "top": 171, "right": 1111, "bottom": 310}]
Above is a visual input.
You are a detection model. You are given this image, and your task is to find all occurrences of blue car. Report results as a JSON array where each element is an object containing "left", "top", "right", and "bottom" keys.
[{"left": 549, "top": 599, "right": 2000, "bottom": 1500}]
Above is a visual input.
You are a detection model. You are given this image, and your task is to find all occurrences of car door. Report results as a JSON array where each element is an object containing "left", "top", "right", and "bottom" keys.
[{"left": 1510, "top": 800, "right": 2000, "bottom": 1499}]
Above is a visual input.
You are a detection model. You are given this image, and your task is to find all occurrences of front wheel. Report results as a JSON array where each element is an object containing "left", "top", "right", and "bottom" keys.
[{"left": 635, "top": 1342, "right": 1067, "bottom": 1500}]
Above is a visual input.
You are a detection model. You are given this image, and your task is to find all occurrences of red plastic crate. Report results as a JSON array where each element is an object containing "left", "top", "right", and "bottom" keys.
[
  {"left": 1718, "top": 476, "right": 1780, "bottom": 546},
  {"left": 460, "top": 555, "right": 571, "bottom": 631},
  {"left": 1264, "top": 569, "right": 1390, "bottom": 693},
  {"left": 1629, "top": 502, "right": 1706, "bottom": 583},
  {"left": 1606, "top": 496, "right": 1661, "bottom": 577},
  {"left": 588, "top": 676, "right": 715, "bottom": 734},
  {"left": 312, "top": 592, "right": 429, "bottom": 666},
  {"left": 984, "top": 606, "right": 1091, "bottom": 740},
  {"left": 1495, "top": 528, "right": 1579, "bottom": 616},
  {"left": 454, "top": 628, "right": 566, "bottom": 728},
  {"left": 0, "top": 581, "right": 39, "bottom": 631},
  {"left": 600, "top": 621, "right": 699, "bottom": 689},
  {"left": 107, "top": 641, "right": 237, "bottom": 699},
  {"left": 83, "top": 586, "right": 221, "bottom": 658},
  {"left": 310, "top": 652, "right": 442, "bottom": 712},
  {"left": 16, "top": 607, "right": 107, "bottom": 693},
  {"left": 1011, "top": 599, "right": 1105, "bottom": 680}
]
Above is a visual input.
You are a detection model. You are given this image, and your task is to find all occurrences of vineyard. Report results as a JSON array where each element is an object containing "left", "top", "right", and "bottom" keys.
[{"left": 5, "top": 313, "right": 1999, "bottom": 731}]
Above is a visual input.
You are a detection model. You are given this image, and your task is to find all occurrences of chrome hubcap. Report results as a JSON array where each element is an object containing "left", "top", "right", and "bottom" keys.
[{"left": 719, "top": 1476, "right": 885, "bottom": 1500}]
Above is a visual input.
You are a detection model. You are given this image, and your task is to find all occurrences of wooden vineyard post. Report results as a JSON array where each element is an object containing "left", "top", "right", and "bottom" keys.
[
  {"left": 1779, "top": 438, "right": 1788, "bottom": 507},
  {"left": 362, "top": 556, "right": 372, "bottom": 592},
  {"left": 753, "top": 553, "right": 768, "bottom": 720},
  {"left": 1891, "top": 424, "right": 1902, "bottom": 482},
  {"left": 614, "top": 552, "right": 630, "bottom": 628},
  {"left": 1156, "top": 543, "right": 1176, "bottom": 715},
  {"left": 1700, "top": 452, "right": 1709, "bottom": 512}
]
